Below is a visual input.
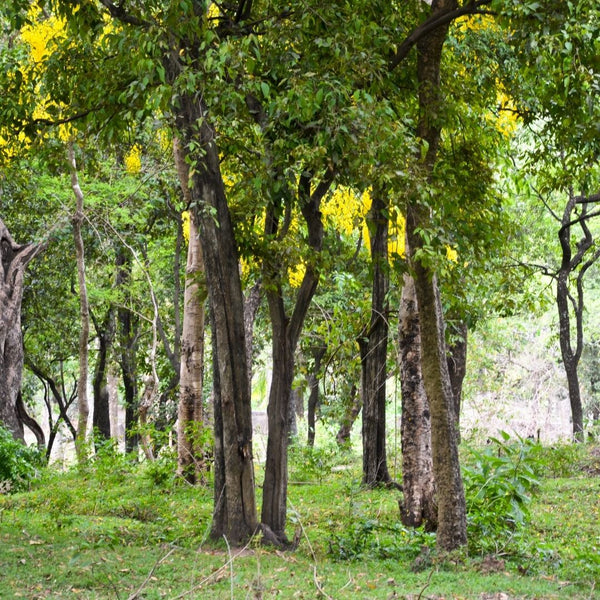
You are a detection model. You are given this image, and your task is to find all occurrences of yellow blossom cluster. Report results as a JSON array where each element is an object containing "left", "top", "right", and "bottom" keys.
[{"left": 124, "top": 145, "right": 142, "bottom": 174}]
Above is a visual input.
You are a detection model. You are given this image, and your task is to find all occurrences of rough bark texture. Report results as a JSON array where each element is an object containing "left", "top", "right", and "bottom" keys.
[
  {"left": 336, "top": 383, "right": 360, "bottom": 448},
  {"left": 177, "top": 208, "right": 208, "bottom": 483},
  {"left": 398, "top": 274, "right": 437, "bottom": 530},
  {"left": 405, "top": 0, "right": 467, "bottom": 550},
  {"left": 361, "top": 189, "right": 393, "bottom": 487},
  {"left": 173, "top": 89, "right": 258, "bottom": 545},
  {"left": 0, "top": 218, "right": 43, "bottom": 441}
]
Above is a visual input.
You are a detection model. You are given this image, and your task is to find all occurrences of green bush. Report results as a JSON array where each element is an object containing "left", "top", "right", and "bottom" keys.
[
  {"left": 288, "top": 440, "right": 339, "bottom": 483},
  {"left": 0, "top": 425, "right": 45, "bottom": 492},
  {"left": 463, "top": 431, "right": 540, "bottom": 555}
]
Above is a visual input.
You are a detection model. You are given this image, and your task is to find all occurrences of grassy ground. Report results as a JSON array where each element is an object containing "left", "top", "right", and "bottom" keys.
[{"left": 0, "top": 442, "right": 599, "bottom": 599}]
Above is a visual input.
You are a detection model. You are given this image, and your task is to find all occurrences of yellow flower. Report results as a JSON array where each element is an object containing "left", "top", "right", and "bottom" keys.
[{"left": 124, "top": 145, "right": 142, "bottom": 174}]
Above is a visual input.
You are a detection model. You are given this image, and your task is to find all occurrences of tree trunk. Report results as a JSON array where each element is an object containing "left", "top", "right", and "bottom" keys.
[
  {"left": 361, "top": 189, "right": 393, "bottom": 487},
  {"left": 0, "top": 219, "right": 43, "bottom": 440},
  {"left": 116, "top": 248, "right": 139, "bottom": 454},
  {"left": 177, "top": 205, "right": 208, "bottom": 483},
  {"left": 261, "top": 171, "right": 332, "bottom": 545},
  {"left": 16, "top": 392, "right": 45, "bottom": 448},
  {"left": 398, "top": 274, "right": 437, "bottom": 530},
  {"left": 307, "top": 345, "right": 326, "bottom": 447},
  {"left": 173, "top": 89, "right": 258, "bottom": 545},
  {"left": 70, "top": 144, "right": 91, "bottom": 462},
  {"left": 404, "top": 0, "right": 467, "bottom": 551},
  {"left": 447, "top": 320, "right": 468, "bottom": 436},
  {"left": 557, "top": 269, "right": 584, "bottom": 440},
  {"left": 92, "top": 308, "right": 115, "bottom": 444},
  {"left": 336, "top": 383, "right": 360, "bottom": 448}
]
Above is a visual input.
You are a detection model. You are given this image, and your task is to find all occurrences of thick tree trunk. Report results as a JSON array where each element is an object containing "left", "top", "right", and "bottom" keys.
[
  {"left": 262, "top": 307, "right": 294, "bottom": 541},
  {"left": 405, "top": 0, "right": 467, "bottom": 551},
  {"left": 92, "top": 308, "right": 115, "bottom": 444},
  {"left": 361, "top": 189, "right": 393, "bottom": 487},
  {"left": 177, "top": 207, "right": 208, "bottom": 483},
  {"left": 174, "top": 91, "right": 258, "bottom": 545},
  {"left": 0, "top": 219, "right": 43, "bottom": 440},
  {"left": 398, "top": 274, "right": 437, "bottom": 530}
]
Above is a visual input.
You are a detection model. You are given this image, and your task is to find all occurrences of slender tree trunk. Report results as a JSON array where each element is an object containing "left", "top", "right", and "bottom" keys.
[
  {"left": 405, "top": 0, "right": 467, "bottom": 551},
  {"left": 557, "top": 269, "right": 585, "bottom": 440},
  {"left": 116, "top": 248, "right": 139, "bottom": 454},
  {"left": 0, "top": 219, "right": 43, "bottom": 440},
  {"left": 307, "top": 345, "right": 326, "bottom": 447},
  {"left": 16, "top": 391, "right": 45, "bottom": 448},
  {"left": 446, "top": 320, "right": 468, "bottom": 434},
  {"left": 69, "top": 145, "right": 91, "bottom": 462},
  {"left": 361, "top": 189, "right": 393, "bottom": 487},
  {"left": 398, "top": 274, "right": 436, "bottom": 530},
  {"left": 92, "top": 308, "right": 115, "bottom": 444},
  {"left": 336, "top": 383, "right": 360, "bottom": 448}
]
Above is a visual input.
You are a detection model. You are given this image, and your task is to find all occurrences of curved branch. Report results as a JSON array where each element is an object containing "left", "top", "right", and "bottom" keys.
[{"left": 389, "top": 0, "right": 494, "bottom": 70}]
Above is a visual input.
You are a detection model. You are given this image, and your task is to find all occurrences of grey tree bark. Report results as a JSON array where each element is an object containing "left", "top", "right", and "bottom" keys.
[
  {"left": 398, "top": 273, "right": 437, "bottom": 530},
  {"left": 0, "top": 218, "right": 43, "bottom": 441}
]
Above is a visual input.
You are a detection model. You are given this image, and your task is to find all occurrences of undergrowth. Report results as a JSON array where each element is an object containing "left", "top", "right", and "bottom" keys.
[{"left": 0, "top": 439, "right": 598, "bottom": 599}]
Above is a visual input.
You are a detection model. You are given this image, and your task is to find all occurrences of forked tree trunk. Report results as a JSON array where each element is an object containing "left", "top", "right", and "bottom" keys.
[
  {"left": 361, "top": 189, "right": 393, "bottom": 487},
  {"left": 0, "top": 219, "right": 43, "bottom": 440},
  {"left": 398, "top": 274, "right": 437, "bottom": 530},
  {"left": 261, "top": 171, "right": 333, "bottom": 546}
]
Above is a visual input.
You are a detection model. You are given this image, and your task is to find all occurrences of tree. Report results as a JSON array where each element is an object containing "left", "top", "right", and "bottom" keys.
[
  {"left": 360, "top": 189, "right": 394, "bottom": 487},
  {"left": 399, "top": 272, "right": 437, "bottom": 530},
  {"left": 403, "top": 0, "right": 468, "bottom": 550},
  {"left": 0, "top": 218, "right": 44, "bottom": 440},
  {"left": 175, "top": 140, "right": 208, "bottom": 483},
  {"left": 69, "top": 144, "right": 91, "bottom": 461}
]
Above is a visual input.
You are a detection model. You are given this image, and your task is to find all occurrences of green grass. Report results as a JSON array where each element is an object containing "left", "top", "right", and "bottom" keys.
[{"left": 0, "top": 444, "right": 599, "bottom": 599}]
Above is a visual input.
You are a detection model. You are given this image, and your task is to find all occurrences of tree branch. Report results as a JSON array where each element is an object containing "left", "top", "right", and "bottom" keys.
[{"left": 389, "top": 0, "right": 494, "bottom": 70}]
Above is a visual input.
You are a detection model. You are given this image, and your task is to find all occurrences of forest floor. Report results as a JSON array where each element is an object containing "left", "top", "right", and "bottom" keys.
[{"left": 0, "top": 440, "right": 599, "bottom": 600}]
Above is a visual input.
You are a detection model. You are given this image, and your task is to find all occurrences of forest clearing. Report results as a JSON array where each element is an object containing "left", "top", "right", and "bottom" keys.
[
  {"left": 3, "top": 1, "right": 600, "bottom": 598},
  {"left": 0, "top": 437, "right": 599, "bottom": 599}
]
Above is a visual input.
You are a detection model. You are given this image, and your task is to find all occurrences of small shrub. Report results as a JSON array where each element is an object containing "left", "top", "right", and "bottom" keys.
[
  {"left": 0, "top": 425, "right": 45, "bottom": 492},
  {"left": 463, "top": 431, "right": 540, "bottom": 555},
  {"left": 288, "top": 440, "right": 340, "bottom": 483},
  {"left": 328, "top": 518, "right": 435, "bottom": 561}
]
